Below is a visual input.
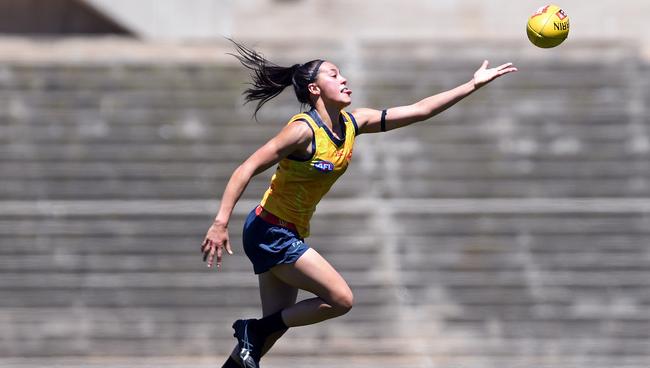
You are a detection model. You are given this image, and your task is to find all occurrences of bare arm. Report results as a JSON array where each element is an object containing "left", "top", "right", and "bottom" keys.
[
  {"left": 353, "top": 60, "right": 517, "bottom": 134},
  {"left": 201, "top": 121, "right": 313, "bottom": 269}
]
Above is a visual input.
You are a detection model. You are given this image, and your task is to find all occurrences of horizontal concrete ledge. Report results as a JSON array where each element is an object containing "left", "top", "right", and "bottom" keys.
[
  {"left": 0, "top": 357, "right": 452, "bottom": 368},
  {"left": 2, "top": 355, "right": 649, "bottom": 368},
  {"left": 2, "top": 198, "right": 650, "bottom": 217},
  {"left": 0, "top": 36, "right": 638, "bottom": 64},
  {"left": 0, "top": 36, "right": 236, "bottom": 65}
]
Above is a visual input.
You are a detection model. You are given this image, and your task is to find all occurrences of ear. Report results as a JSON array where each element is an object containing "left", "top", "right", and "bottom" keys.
[{"left": 307, "top": 82, "right": 320, "bottom": 96}]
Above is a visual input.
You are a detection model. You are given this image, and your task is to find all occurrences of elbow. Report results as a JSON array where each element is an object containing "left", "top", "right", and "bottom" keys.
[{"left": 233, "top": 163, "right": 255, "bottom": 182}]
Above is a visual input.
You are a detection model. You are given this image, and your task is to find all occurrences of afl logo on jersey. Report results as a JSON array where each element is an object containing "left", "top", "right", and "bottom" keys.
[{"left": 313, "top": 160, "right": 334, "bottom": 173}]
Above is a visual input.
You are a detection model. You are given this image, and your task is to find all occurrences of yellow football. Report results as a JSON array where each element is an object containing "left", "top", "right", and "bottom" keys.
[{"left": 526, "top": 4, "right": 570, "bottom": 48}]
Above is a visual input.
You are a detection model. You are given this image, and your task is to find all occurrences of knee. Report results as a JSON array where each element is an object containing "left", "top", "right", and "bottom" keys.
[{"left": 329, "top": 287, "right": 354, "bottom": 316}]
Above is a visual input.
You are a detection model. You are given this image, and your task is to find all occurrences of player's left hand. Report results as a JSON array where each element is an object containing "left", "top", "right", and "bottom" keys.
[{"left": 473, "top": 60, "right": 518, "bottom": 88}]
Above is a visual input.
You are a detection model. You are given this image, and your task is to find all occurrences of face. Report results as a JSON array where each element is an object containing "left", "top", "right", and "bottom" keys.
[{"left": 309, "top": 61, "right": 352, "bottom": 108}]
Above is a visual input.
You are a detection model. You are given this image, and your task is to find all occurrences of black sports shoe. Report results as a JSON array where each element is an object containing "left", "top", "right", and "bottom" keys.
[{"left": 232, "top": 319, "right": 262, "bottom": 368}]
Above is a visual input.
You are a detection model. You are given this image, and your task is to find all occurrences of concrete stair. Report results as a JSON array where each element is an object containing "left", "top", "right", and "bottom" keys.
[{"left": 1, "top": 40, "right": 649, "bottom": 367}]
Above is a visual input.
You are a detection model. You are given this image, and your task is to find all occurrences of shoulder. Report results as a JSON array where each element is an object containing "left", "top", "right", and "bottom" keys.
[
  {"left": 281, "top": 118, "right": 314, "bottom": 146},
  {"left": 350, "top": 108, "right": 376, "bottom": 125}
]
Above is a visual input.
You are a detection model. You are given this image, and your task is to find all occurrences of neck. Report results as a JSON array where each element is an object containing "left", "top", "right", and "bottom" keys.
[{"left": 313, "top": 100, "right": 342, "bottom": 129}]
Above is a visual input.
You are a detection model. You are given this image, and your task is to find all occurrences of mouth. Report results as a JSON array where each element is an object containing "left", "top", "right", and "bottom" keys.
[{"left": 340, "top": 87, "right": 352, "bottom": 96}]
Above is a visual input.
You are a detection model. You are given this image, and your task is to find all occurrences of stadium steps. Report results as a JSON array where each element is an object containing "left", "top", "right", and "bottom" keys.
[{"left": 1, "top": 40, "right": 650, "bottom": 365}]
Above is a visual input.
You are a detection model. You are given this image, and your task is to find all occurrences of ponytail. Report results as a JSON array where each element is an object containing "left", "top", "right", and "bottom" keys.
[{"left": 228, "top": 39, "right": 324, "bottom": 119}]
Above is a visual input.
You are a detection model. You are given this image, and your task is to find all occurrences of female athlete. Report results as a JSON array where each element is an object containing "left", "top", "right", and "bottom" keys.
[{"left": 201, "top": 40, "right": 517, "bottom": 368}]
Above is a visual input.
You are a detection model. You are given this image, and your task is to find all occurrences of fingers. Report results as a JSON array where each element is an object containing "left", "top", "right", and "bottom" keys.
[
  {"left": 225, "top": 239, "right": 234, "bottom": 255},
  {"left": 216, "top": 238, "right": 234, "bottom": 269},
  {"left": 202, "top": 239, "right": 212, "bottom": 262},
  {"left": 201, "top": 238, "right": 215, "bottom": 265},
  {"left": 495, "top": 62, "right": 517, "bottom": 76},
  {"left": 201, "top": 238, "right": 232, "bottom": 270},
  {"left": 484, "top": 62, "right": 517, "bottom": 81},
  {"left": 497, "top": 65, "right": 518, "bottom": 76},
  {"left": 216, "top": 245, "right": 223, "bottom": 269},
  {"left": 496, "top": 62, "right": 514, "bottom": 70},
  {"left": 207, "top": 244, "right": 216, "bottom": 268},
  {"left": 201, "top": 238, "right": 210, "bottom": 252},
  {"left": 478, "top": 61, "right": 517, "bottom": 74}
]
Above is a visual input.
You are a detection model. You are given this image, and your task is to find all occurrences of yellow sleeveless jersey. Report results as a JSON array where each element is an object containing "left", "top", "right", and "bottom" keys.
[{"left": 260, "top": 109, "right": 358, "bottom": 238}]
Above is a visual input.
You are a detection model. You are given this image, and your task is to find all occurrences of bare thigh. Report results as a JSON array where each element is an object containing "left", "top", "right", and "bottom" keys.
[
  {"left": 270, "top": 248, "right": 352, "bottom": 308},
  {"left": 259, "top": 271, "right": 299, "bottom": 316}
]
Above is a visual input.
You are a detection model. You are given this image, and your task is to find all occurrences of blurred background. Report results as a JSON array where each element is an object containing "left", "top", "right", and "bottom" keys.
[{"left": 1, "top": 1, "right": 649, "bottom": 367}]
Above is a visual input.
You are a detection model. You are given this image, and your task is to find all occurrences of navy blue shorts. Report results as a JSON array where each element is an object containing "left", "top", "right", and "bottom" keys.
[{"left": 242, "top": 207, "right": 310, "bottom": 274}]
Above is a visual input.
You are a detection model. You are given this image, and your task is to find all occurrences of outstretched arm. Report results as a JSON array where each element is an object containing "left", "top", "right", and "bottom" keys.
[{"left": 352, "top": 60, "right": 517, "bottom": 134}]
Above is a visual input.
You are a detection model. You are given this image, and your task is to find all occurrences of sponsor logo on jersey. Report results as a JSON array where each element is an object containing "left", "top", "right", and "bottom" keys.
[{"left": 313, "top": 160, "right": 335, "bottom": 173}]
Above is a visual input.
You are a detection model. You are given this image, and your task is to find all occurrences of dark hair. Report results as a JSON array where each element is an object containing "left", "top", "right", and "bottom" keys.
[{"left": 228, "top": 38, "right": 324, "bottom": 119}]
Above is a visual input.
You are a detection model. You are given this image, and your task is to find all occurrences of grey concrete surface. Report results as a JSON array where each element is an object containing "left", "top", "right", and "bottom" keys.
[{"left": 1, "top": 38, "right": 649, "bottom": 366}]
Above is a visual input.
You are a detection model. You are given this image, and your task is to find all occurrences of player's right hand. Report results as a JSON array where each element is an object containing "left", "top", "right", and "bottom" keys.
[{"left": 201, "top": 221, "right": 233, "bottom": 270}]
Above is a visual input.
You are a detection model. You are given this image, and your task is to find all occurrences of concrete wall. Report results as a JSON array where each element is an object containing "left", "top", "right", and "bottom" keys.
[
  {"left": 84, "top": 0, "right": 650, "bottom": 58},
  {"left": 2, "top": 2, "right": 650, "bottom": 367},
  {"left": 1, "top": 37, "right": 649, "bottom": 368},
  {"left": 0, "top": 0, "right": 131, "bottom": 35},
  {"left": 85, "top": 0, "right": 233, "bottom": 40}
]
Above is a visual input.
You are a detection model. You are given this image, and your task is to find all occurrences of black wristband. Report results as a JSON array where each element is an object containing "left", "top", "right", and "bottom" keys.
[{"left": 380, "top": 109, "right": 387, "bottom": 132}]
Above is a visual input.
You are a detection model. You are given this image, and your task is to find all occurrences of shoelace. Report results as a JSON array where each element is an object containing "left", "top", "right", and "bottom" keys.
[
  {"left": 240, "top": 321, "right": 254, "bottom": 351},
  {"left": 238, "top": 321, "right": 256, "bottom": 365}
]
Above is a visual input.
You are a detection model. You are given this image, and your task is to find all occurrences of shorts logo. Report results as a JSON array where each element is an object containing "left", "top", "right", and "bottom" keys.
[{"left": 313, "top": 160, "right": 334, "bottom": 173}]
